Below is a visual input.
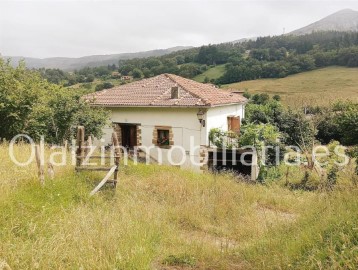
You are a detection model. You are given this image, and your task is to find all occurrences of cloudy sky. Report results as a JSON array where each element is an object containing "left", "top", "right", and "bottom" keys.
[{"left": 0, "top": 0, "right": 358, "bottom": 58}]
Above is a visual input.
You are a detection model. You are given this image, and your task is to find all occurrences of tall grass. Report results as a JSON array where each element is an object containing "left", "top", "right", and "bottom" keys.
[{"left": 0, "top": 144, "right": 357, "bottom": 269}]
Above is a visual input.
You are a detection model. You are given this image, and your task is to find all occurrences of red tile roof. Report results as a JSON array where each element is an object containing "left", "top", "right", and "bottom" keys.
[{"left": 83, "top": 73, "right": 247, "bottom": 107}]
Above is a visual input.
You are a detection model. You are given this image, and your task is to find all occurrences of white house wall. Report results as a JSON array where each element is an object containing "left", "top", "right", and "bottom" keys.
[
  {"left": 99, "top": 104, "right": 245, "bottom": 171},
  {"left": 204, "top": 104, "right": 245, "bottom": 145},
  {"left": 101, "top": 107, "right": 206, "bottom": 171}
]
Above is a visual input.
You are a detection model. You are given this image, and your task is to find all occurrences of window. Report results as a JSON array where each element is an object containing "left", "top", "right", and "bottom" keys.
[
  {"left": 152, "top": 126, "right": 173, "bottom": 148},
  {"left": 157, "top": 129, "right": 170, "bottom": 146},
  {"left": 227, "top": 116, "right": 241, "bottom": 134}
]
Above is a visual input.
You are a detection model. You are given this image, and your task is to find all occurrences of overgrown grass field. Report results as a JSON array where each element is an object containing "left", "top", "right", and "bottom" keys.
[
  {"left": 223, "top": 66, "right": 358, "bottom": 107},
  {"left": 0, "top": 144, "right": 358, "bottom": 269}
]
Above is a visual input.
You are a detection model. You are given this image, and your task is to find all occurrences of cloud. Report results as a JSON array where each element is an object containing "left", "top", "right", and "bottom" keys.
[{"left": 1, "top": 0, "right": 358, "bottom": 58}]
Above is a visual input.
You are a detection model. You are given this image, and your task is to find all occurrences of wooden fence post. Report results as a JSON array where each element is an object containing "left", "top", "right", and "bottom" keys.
[
  {"left": 84, "top": 135, "right": 92, "bottom": 157},
  {"left": 35, "top": 145, "right": 45, "bottom": 186},
  {"left": 76, "top": 126, "right": 85, "bottom": 167},
  {"left": 251, "top": 151, "right": 259, "bottom": 182},
  {"left": 48, "top": 162, "right": 55, "bottom": 180},
  {"left": 112, "top": 132, "right": 120, "bottom": 187}
]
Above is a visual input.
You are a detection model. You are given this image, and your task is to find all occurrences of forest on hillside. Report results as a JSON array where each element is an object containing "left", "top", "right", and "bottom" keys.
[{"left": 37, "top": 31, "right": 358, "bottom": 88}]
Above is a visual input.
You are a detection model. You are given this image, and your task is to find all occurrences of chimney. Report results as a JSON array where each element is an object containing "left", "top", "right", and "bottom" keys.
[{"left": 171, "top": 86, "right": 179, "bottom": 99}]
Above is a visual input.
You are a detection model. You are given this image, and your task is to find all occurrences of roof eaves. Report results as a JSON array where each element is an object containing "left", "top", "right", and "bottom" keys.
[
  {"left": 89, "top": 104, "right": 211, "bottom": 109},
  {"left": 209, "top": 101, "right": 248, "bottom": 107}
]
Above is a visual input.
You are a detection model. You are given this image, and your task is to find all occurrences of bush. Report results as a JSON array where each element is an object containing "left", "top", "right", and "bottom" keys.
[
  {"left": 208, "top": 128, "right": 239, "bottom": 149},
  {"left": 336, "top": 103, "right": 358, "bottom": 145},
  {"left": 132, "top": 68, "right": 143, "bottom": 79},
  {"left": 276, "top": 110, "right": 314, "bottom": 147},
  {"left": 273, "top": 94, "right": 281, "bottom": 101},
  {"left": 245, "top": 98, "right": 283, "bottom": 125},
  {"left": 316, "top": 113, "right": 341, "bottom": 144},
  {"left": 239, "top": 123, "right": 284, "bottom": 166},
  {"left": 95, "top": 82, "right": 114, "bottom": 91}
]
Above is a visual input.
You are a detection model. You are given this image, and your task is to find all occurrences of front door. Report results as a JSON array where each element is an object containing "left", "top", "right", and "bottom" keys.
[{"left": 120, "top": 124, "right": 137, "bottom": 149}]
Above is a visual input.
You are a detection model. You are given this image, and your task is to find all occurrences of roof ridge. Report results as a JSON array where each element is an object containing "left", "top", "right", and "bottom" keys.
[
  {"left": 165, "top": 74, "right": 211, "bottom": 106},
  {"left": 149, "top": 74, "right": 173, "bottom": 105},
  {"left": 150, "top": 74, "right": 196, "bottom": 105}
]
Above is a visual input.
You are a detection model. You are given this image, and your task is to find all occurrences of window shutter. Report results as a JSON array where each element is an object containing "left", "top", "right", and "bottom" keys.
[
  {"left": 227, "top": 116, "right": 232, "bottom": 131},
  {"left": 230, "top": 116, "right": 241, "bottom": 134}
]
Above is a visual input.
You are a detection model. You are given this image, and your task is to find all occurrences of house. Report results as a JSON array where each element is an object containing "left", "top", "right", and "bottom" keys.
[
  {"left": 84, "top": 73, "right": 248, "bottom": 172},
  {"left": 120, "top": 75, "right": 133, "bottom": 81},
  {"left": 111, "top": 71, "right": 121, "bottom": 78}
]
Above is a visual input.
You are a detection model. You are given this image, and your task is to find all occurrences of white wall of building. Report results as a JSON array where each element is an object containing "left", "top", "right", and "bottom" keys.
[
  {"left": 101, "top": 107, "right": 205, "bottom": 171},
  {"left": 99, "top": 104, "right": 245, "bottom": 171},
  {"left": 204, "top": 103, "right": 245, "bottom": 145}
]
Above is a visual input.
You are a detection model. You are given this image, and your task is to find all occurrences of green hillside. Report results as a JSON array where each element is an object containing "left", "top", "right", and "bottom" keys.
[
  {"left": 193, "top": 64, "right": 226, "bottom": 82},
  {"left": 223, "top": 66, "right": 358, "bottom": 107}
]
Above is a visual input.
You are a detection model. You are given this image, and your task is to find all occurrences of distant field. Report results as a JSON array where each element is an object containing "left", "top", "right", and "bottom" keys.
[
  {"left": 193, "top": 64, "right": 226, "bottom": 82},
  {"left": 223, "top": 66, "right": 358, "bottom": 107}
]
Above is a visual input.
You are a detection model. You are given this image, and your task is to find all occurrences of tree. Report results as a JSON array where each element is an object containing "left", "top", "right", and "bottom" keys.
[
  {"left": 119, "top": 64, "right": 134, "bottom": 76},
  {"left": 175, "top": 55, "right": 185, "bottom": 65},
  {"left": 144, "top": 59, "right": 162, "bottom": 69},
  {"left": 250, "top": 49, "right": 270, "bottom": 61},
  {"left": 239, "top": 123, "right": 285, "bottom": 176},
  {"left": 196, "top": 45, "right": 220, "bottom": 65},
  {"left": 179, "top": 64, "right": 202, "bottom": 78},
  {"left": 0, "top": 59, "right": 109, "bottom": 143},
  {"left": 86, "top": 74, "right": 95, "bottom": 82},
  {"left": 276, "top": 110, "right": 315, "bottom": 147},
  {"left": 316, "top": 113, "right": 340, "bottom": 144},
  {"left": 336, "top": 103, "right": 358, "bottom": 145},
  {"left": 132, "top": 68, "right": 143, "bottom": 79},
  {"left": 45, "top": 89, "right": 109, "bottom": 143},
  {"left": 251, "top": 93, "right": 270, "bottom": 105}
]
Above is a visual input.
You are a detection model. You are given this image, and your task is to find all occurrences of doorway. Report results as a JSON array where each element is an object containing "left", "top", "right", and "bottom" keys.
[{"left": 119, "top": 124, "right": 137, "bottom": 149}]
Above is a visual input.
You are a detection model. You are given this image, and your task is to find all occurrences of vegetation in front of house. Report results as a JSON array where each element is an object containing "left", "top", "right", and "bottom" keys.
[
  {"left": 209, "top": 93, "right": 357, "bottom": 185},
  {"left": 0, "top": 143, "right": 357, "bottom": 269},
  {"left": 241, "top": 93, "right": 358, "bottom": 147}
]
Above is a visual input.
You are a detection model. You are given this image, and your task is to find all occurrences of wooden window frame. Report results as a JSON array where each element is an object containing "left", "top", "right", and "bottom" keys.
[{"left": 152, "top": 126, "right": 174, "bottom": 149}]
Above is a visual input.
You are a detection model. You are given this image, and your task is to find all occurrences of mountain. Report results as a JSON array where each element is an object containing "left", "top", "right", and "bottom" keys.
[
  {"left": 289, "top": 9, "right": 358, "bottom": 35},
  {"left": 2, "top": 46, "right": 192, "bottom": 70},
  {"left": 231, "top": 37, "right": 257, "bottom": 44}
]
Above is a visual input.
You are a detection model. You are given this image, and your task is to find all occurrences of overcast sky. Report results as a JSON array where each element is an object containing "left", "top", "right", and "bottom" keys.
[{"left": 0, "top": 0, "right": 358, "bottom": 58}]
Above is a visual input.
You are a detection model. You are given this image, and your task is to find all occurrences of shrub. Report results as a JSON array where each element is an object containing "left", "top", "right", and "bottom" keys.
[
  {"left": 208, "top": 128, "right": 239, "bottom": 149},
  {"left": 95, "top": 82, "right": 114, "bottom": 91},
  {"left": 272, "top": 94, "right": 281, "bottom": 101},
  {"left": 336, "top": 103, "right": 358, "bottom": 145},
  {"left": 316, "top": 114, "right": 340, "bottom": 144},
  {"left": 326, "top": 165, "right": 339, "bottom": 191}
]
